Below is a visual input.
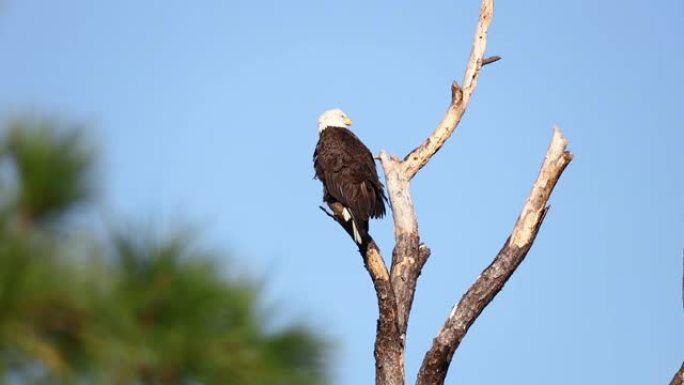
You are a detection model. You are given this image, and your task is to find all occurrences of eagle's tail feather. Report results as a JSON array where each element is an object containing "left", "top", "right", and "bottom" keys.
[
  {"left": 342, "top": 207, "right": 365, "bottom": 245},
  {"left": 351, "top": 221, "right": 363, "bottom": 245}
]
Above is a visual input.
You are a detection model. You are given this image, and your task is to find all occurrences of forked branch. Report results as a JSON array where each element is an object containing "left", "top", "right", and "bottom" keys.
[
  {"left": 382, "top": 0, "right": 497, "bottom": 343},
  {"left": 416, "top": 128, "right": 573, "bottom": 385}
]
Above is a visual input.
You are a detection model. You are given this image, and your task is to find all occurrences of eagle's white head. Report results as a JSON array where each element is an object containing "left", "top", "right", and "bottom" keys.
[{"left": 318, "top": 108, "right": 353, "bottom": 133}]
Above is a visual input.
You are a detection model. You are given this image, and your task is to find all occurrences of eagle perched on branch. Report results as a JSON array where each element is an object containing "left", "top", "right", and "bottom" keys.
[{"left": 314, "top": 109, "right": 387, "bottom": 245}]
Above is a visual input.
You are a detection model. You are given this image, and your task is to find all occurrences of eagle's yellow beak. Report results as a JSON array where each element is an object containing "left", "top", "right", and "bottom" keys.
[{"left": 344, "top": 116, "right": 353, "bottom": 126}]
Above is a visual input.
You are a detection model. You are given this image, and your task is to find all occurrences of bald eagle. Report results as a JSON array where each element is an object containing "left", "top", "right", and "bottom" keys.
[{"left": 314, "top": 109, "right": 387, "bottom": 245}]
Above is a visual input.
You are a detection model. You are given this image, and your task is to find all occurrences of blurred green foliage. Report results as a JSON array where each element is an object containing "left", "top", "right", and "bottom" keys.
[{"left": 0, "top": 118, "right": 329, "bottom": 385}]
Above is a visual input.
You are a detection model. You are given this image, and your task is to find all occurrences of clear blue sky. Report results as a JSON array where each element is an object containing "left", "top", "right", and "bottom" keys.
[{"left": 1, "top": 0, "right": 683, "bottom": 384}]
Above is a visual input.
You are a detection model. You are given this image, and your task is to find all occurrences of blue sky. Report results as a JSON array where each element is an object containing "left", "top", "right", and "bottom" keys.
[{"left": 1, "top": 0, "right": 683, "bottom": 384}]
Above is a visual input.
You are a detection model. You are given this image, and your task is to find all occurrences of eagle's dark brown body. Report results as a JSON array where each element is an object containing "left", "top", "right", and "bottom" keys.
[{"left": 314, "top": 126, "right": 386, "bottom": 244}]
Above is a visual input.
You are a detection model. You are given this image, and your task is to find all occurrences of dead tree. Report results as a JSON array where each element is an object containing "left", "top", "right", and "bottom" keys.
[{"left": 320, "top": 0, "right": 573, "bottom": 384}]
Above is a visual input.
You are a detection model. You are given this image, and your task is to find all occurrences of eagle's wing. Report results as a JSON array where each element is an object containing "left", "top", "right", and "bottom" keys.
[{"left": 316, "top": 132, "right": 383, "bottom": 221}]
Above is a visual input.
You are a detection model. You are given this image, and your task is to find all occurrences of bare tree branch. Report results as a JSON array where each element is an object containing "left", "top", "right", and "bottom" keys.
[
  {"left": 670, "top": 362, "right": 684, "bottom": 385},
  {"left": 379, "top": 152, "right": 425, "bottom": 339},
  {"left": 482, "top": 55, "right": 501, "bottom": 66},
  {"left": 318, "top": 207, "right": 402, "bottom": 385},
  {"left": 416, "top": 128, "right": 573, "bottom": 385},
  {"left": 366, "top": 241, "right": 404, "bottom": 385},
  {"left": 377, "top": 0, "right": 495, "bottom": 358},
  {"left": 402, "top": 0, "right": 495, "bottom": 180},
  {"left": 319, "top": 205, "right": 390, "bottom": 280}
]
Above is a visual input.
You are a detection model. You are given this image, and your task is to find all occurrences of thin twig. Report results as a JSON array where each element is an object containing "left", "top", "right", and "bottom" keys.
[{"left": 482, "top": 55, "right": 501, "bottom": 65}]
